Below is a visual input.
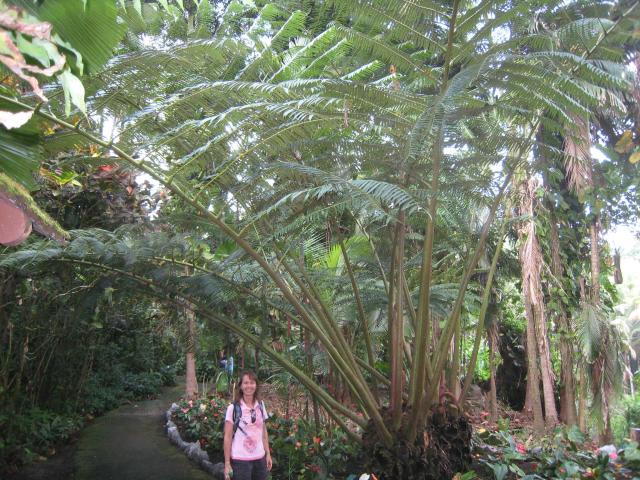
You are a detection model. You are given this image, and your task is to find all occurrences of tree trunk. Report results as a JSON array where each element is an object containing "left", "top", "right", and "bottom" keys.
[
  {"left": 557, "top": 318, "right": 577, "bottom": 426},
  {"left": 304, "top": 327, "right": 321, "bottom": 434},
  {"left": 523, "top": 301, "right": 545, "bottom": 432},
  {"left": 448, "top": 316, "right": 461, "bottom": 402},
  {"left": 519, "top": 179, "right": 548, "bottom": 432},
  {"left": 488, "top": 326, "right": 499, "bottom": 422},
  {"left": 185, "top": 307, "right": 198, "bottom": 399},
  {"left": 577, "top": 279, "right": 588, "bottom": 432},
  {"left": 590, "top": 218, "right": 601, "bottom": 305},
  {"left": 578, "top": 367, "right": 587, "bottom": 432},
  {"left": 543, "top": 166, "right": 578, "bottom": 426},
  {"left": 459, "top": 212, "right": 508, "bottom": 407},
  {"left": 533, "top": 294, "right": 559, "bottom": 428},
  {"left": 520, "top": 178, "right": 558, "bottom": 427},
  {"left": 390, "top": 211, "right": 405, "bottom": 430},
  {"left": 590, "top": 217, "right": 614, "bottom": 443}
]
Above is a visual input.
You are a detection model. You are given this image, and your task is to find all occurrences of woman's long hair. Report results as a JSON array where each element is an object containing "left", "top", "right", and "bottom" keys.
[{"left": 234, "top": 370, "right": 261, "bottom": 403}]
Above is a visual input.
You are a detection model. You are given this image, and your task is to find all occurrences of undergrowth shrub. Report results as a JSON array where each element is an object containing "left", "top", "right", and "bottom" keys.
[
  {"left": 0, "top": 408, "right": 83, "bottom": 473},
  {"left": 172, "top": 395, "right": 361, "bottom": 479},
  {"left": 612, "top": 394, "right": 640, "bottom": 443}
]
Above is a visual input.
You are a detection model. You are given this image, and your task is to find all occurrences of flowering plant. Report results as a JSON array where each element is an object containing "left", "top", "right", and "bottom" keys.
[
  {"left": 475, "top": 425, "right": 638, "bottom": 480},
  {"left": 172, "top": 398, "right": 362, "bottom": 478},
  {"left": 171, "top": 395, "right": 229, "bottom": 456}
]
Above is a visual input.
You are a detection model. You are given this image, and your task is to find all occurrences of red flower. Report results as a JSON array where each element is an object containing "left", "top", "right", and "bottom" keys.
[
  {"left": 516, "top": 443, "right": 526, "bottom": 454},
  {"left": 313, "top": 436, "right": 321, "bottom": 444}
]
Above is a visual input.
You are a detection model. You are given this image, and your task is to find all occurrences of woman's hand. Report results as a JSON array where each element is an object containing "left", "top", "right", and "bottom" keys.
[
  {"left": 266, "top": 453, "right": 273, "bottom": 471},
  {"left": 224, "top": 463, "right": 233, "bottom": 479}
]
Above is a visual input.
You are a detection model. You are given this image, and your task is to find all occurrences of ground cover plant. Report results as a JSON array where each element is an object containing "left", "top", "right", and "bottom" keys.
[{"left": 472, "top": 425, "right": 640, "bottom": 480}]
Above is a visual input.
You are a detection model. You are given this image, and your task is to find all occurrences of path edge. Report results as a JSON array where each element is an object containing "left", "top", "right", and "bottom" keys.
[{"left": 165, "top": 403, "right": 224, "bottom": 479}]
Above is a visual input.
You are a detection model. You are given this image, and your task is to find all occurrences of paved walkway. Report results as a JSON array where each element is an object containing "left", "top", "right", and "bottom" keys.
[
  {"left": 73, "top": 384, "right": 212, "bottom": 480},
  {"left": 7, "top": 381, "right": 211, "bottom": 480},
  {"left": 73, "top": 382, "right": 210, "bottom": 480}
]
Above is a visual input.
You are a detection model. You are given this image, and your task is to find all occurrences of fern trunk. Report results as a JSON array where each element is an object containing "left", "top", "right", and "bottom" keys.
[{"left": 390, "top": 211, "right": 406, "bottom": 430}]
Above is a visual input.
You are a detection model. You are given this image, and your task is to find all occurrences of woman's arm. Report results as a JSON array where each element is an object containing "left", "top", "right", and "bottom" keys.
[
  {"left": 223, "top": 421, "right": 233, "bottom": 478},
  {"left": 262, "top": 422, "right": 272, "bottom": 471}
]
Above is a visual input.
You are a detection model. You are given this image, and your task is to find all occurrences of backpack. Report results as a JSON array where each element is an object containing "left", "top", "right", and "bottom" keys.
[{"left": 231, "top": 400, "right": 268, "bottom": 439}]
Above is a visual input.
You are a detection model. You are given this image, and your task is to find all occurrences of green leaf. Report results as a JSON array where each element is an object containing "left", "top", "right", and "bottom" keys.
[
  {"left": 566, "top": 425, "right": 585, "bottom": 444},
  {"left": 561, "top": 461, "right": 580, "bottom": 477},
  {"left": 22, "top": 0, "right": 126, "bottom": 74},
  {"left": 133, "top": 0, "right": 142, "bottom": 17},
  {"left": 623, "top": 442, "right": 640, "bottom": 465},
  {"left": 0, "top": 128, "right": 41, "bottom": 191},
  {"left": 59, "top": 69, "right": 86, "bottom": 116},
  {"left": 486, "top": 463, "right": 508, "bottom": 480},
  {"left": 40, "top": 169, "right": 81, "bottom": 187},
  {"left": 457, "top": 472, "right": 477, "bottom": 480},
  {"left": 195, "top": 0, "right": 214, "bottom": 38},
  {"left": 15, "top": 35, "right": 52, "bottom": 68}
]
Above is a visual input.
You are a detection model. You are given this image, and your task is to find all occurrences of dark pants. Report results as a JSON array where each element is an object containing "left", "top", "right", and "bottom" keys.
[{"left": 231, "top": 456, "right": 269, "bottom": 480}]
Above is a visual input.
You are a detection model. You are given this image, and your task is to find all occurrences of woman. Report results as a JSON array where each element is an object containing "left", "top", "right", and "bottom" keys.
[{"left": 224, "top": 370, "right": 272, "bottom": 480}]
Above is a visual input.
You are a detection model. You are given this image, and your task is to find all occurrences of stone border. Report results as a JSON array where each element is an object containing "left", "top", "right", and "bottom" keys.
[{"left": 165, "top": 403, "right": 224, "bottom": 479}]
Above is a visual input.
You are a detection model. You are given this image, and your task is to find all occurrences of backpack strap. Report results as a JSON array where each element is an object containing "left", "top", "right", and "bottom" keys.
[
  {"left": 260, "top": 400, "right": 269, "bottom": 421},
  {"left": 232, "top": 401, "right": 247, "bottom": 438}
]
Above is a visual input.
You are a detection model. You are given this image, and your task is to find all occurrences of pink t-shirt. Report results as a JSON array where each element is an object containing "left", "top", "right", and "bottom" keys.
[{"left": 225, "top": 400, "right": 266, "bottom": 461}]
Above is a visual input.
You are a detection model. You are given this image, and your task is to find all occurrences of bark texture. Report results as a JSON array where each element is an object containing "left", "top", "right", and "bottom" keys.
[
  {"left": 185, "top": 307, "right": 198, "bottom": 400},
  {"left": 518, "top": 178, "right": 558, "bottom": 429}
]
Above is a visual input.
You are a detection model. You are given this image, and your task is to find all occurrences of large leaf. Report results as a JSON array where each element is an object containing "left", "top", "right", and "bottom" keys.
[
  {"left": 14, "top": 0, "right": 126, "bottom": 74},
  {"left": 0, "top": 127, "right": 41, "bottom": 191}
]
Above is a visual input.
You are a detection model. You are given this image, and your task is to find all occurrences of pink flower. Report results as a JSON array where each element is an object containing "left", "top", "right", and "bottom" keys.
[
  {"left": 609, "top": 451, "right": 618, "bottom": 460},
  {"left": 516, "top": 443, "right": 526, "bottom": 454},
  {"left": 181, "top": 407, "right": 190, "bottom": 414}
]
